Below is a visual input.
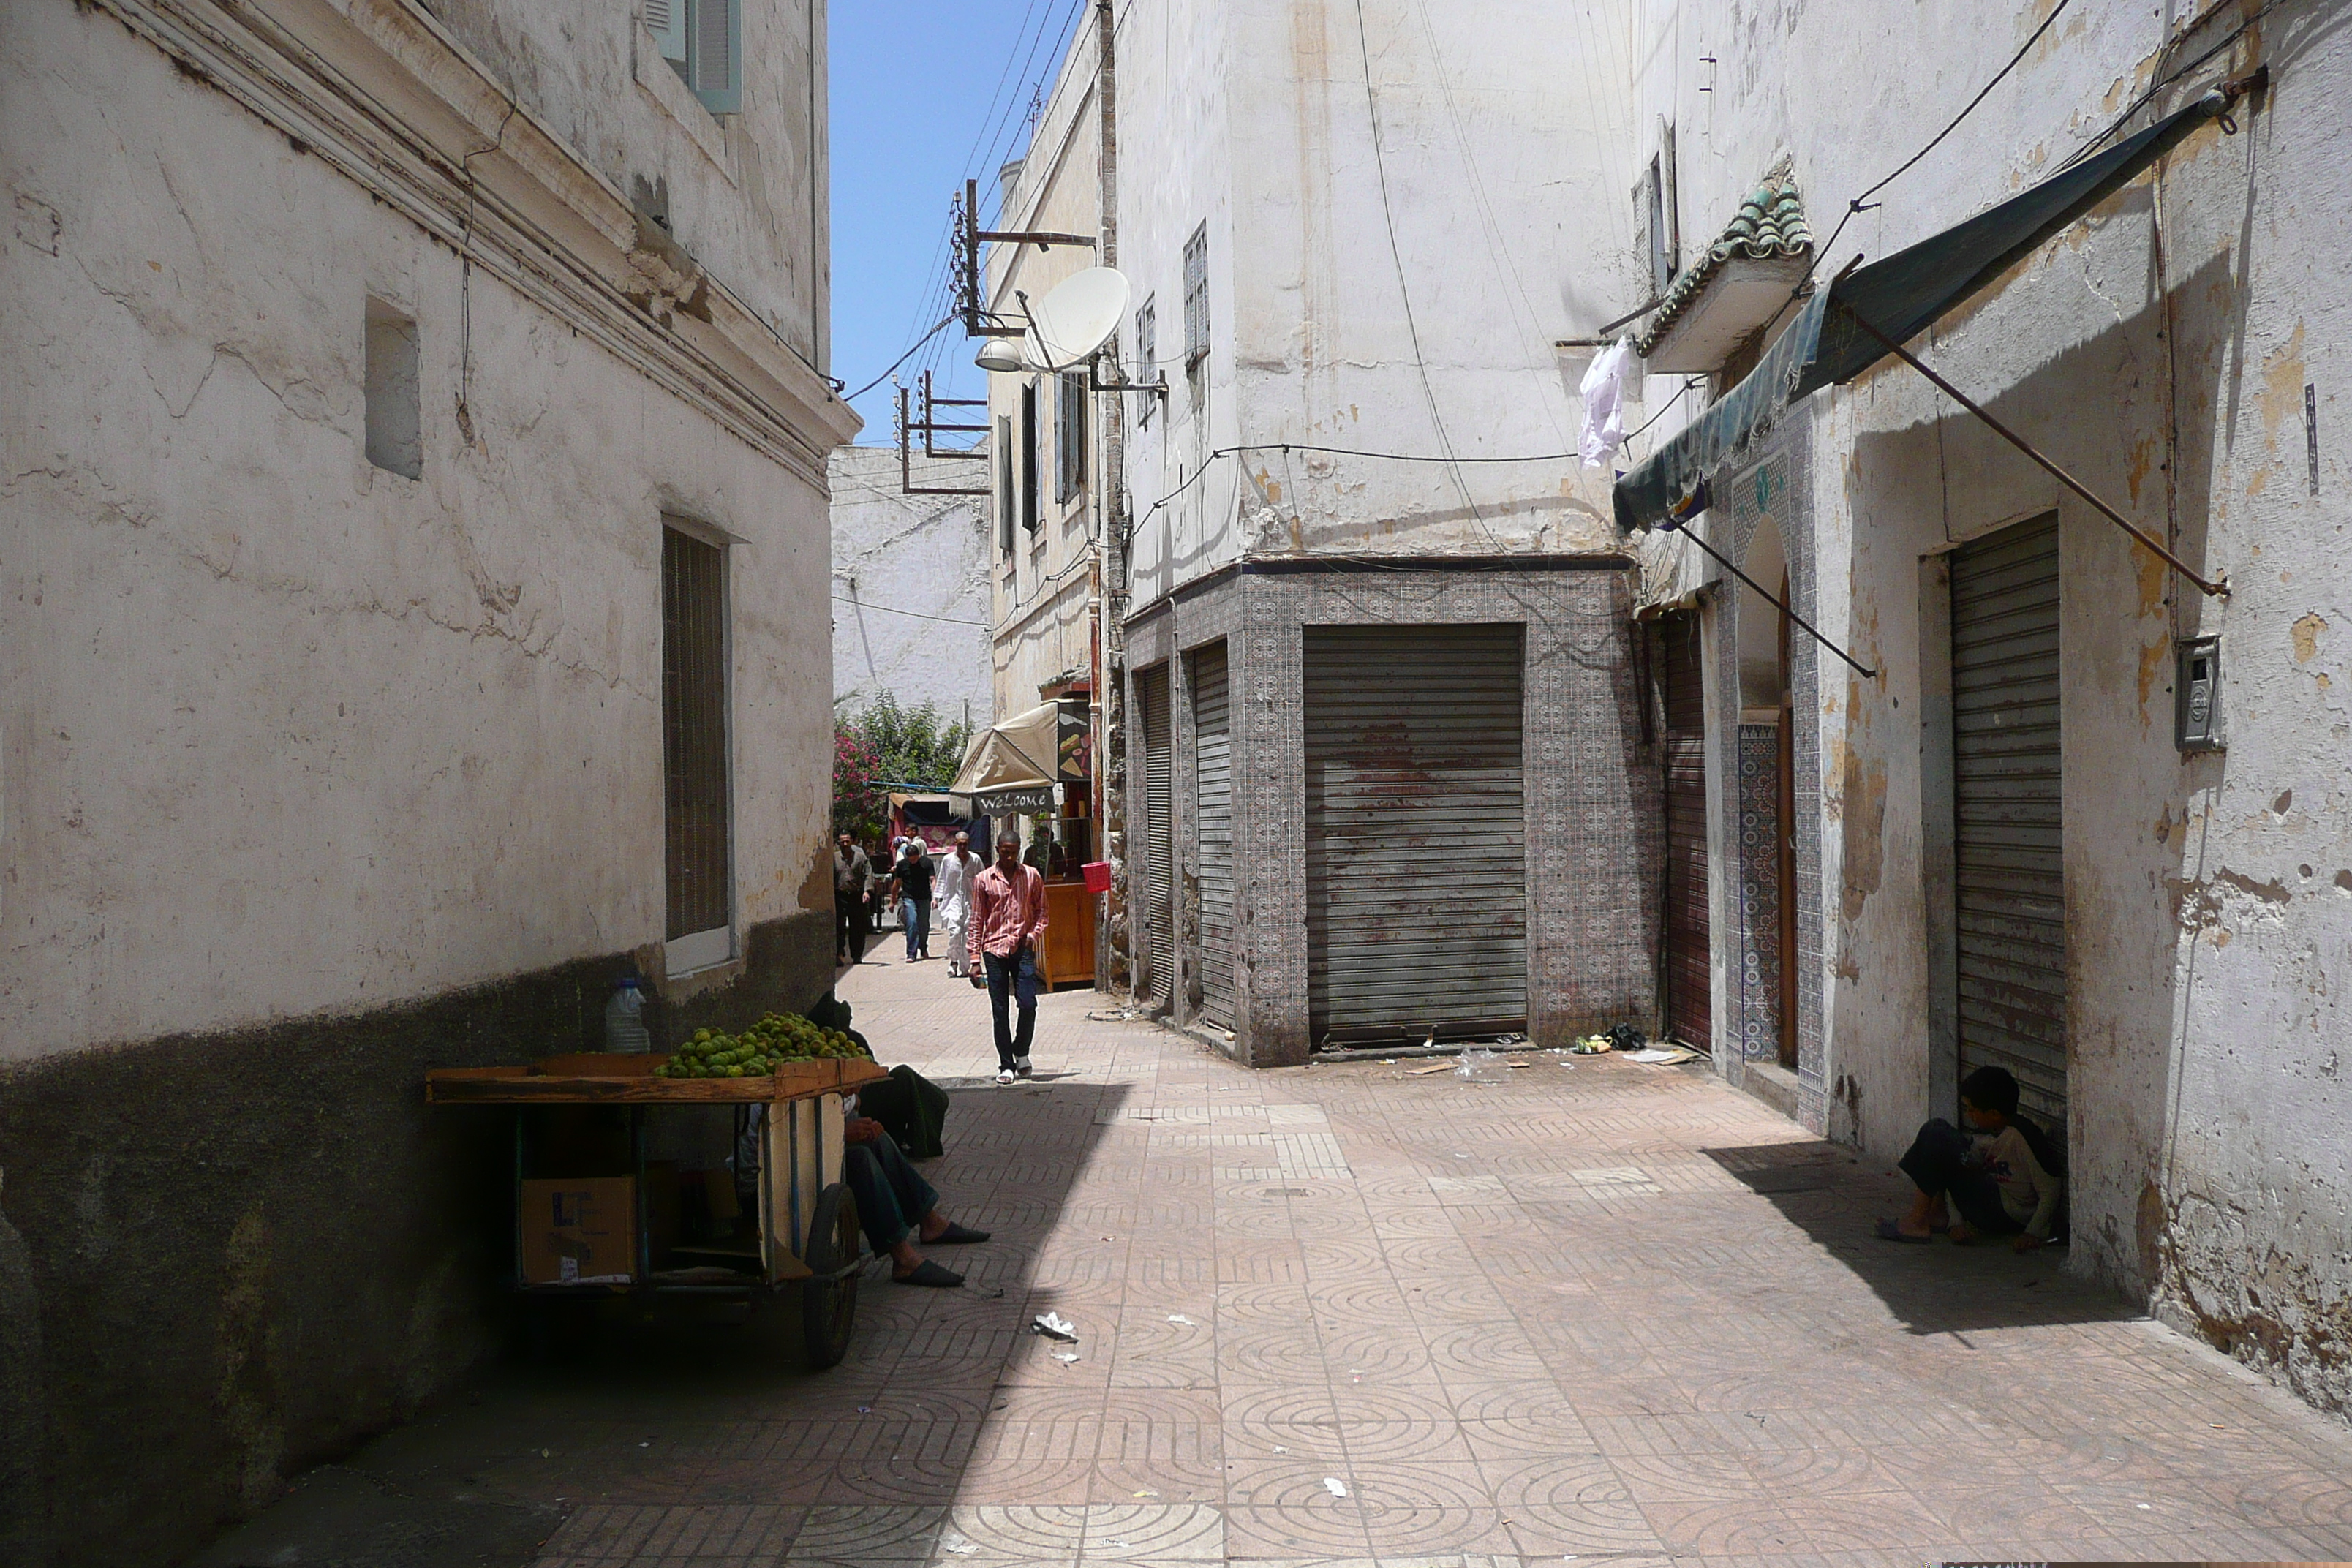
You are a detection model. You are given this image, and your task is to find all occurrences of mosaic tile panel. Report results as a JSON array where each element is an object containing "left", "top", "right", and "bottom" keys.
[{"left": 1735, "top": 723, "right": 1784, "bottom": 1063}]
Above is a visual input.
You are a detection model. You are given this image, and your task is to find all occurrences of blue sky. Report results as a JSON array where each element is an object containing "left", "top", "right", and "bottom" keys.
[{"left": 830, "top": 1, "right": 1091, "bottom": 445}]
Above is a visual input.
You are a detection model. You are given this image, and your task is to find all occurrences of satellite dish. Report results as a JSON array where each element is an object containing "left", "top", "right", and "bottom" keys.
[
  {"left": 1025, "top": 267, "right": 1130, "bottom": 371},
  {"left": 974, "top": 336, "right": 1029, "bottom": 374}
]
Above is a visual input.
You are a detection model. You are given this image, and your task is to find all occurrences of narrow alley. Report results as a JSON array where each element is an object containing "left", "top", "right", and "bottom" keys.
[{"left": 200, "top": 955, "right": 2352, "bottom": 1567}]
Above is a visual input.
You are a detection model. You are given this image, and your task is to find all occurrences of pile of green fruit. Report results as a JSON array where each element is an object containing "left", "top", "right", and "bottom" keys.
[{"left": 652, "top": 1011, "right": 871, "bottom": 1077}]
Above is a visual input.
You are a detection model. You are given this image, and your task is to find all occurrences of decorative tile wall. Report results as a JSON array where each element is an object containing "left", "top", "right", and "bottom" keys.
[{"left": 1735, "top": 722, "right": 1784, "bottom": 1063}]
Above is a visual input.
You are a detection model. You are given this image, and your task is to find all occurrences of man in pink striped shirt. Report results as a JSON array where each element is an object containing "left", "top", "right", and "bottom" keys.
[{"left": 968, "top": 832, "right": 1049, "bottom": 1083}]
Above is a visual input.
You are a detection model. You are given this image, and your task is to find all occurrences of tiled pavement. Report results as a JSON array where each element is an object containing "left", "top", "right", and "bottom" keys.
[{"left": 201, "top": 951, "right": 2352, "bottom": 1567}]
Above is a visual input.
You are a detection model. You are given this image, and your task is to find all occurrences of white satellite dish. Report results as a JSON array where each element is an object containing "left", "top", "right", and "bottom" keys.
[{"left": 1025, "top": 267, "right": 1130, "bottom": 371}]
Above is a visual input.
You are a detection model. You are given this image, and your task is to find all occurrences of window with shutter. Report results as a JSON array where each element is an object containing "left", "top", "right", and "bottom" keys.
[
  {"left": 1020, "top": 383, "right": 1041, "bottom": 533},
  {"left": 1056, "top": 370, "right": 1086, "bottom": 504},
  {"left": 996, "top": 415, "right": 1014, "bottom": 554},
  {"left": 645, "top": 0, "right": 687, "bottom": 69},
  {"left": 1181, "top": 224, "right": 1208, "bottom": 369},
  {"left": 1134, "top": 296, "right": 1156, "bottom": 428},
  {"left": 687, "top": 0, "right": 739, "bottom": 115}
]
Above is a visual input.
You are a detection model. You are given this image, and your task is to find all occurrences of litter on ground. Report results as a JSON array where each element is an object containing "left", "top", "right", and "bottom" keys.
[{"left": 1030, "top": 1311, "right": 1078, "bottom": 1341}]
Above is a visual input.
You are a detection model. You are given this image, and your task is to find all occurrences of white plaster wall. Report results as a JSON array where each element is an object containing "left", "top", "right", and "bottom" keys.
[
  {"left": 426, "top": 0, "right": 830, "bottom": 370},
  {"left": 982, "top": 25, "right": 1104, "bottom": 721},
  {"left": 829, "top": 448, "right": 991, "bottom": 726},
  {"left": 1119, "top": 0, "right": 1641, "bottom": 607},
  {"left": 1634, "top": 0, "right": 2352, "bottom": 1412},
  {"left": 0, "top": 1, "right": 837, "bottom": 1063}
]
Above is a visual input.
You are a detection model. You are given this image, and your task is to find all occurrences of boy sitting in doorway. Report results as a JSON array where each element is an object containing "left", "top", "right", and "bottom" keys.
[{"left": 1877, "top": 1066, "right": 2065, "bottom": 1252}]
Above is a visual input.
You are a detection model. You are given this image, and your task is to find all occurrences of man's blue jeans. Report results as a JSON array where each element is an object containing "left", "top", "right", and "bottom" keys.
[
  {"left": 900, "top": 897, "right": 930, "bottom": 960},
  {"left": 982, "top": 946, "right": 1039, "bottom": 1068},
  {"left": 842, "top": 1129, "right": 938, "bottom": 1252}
]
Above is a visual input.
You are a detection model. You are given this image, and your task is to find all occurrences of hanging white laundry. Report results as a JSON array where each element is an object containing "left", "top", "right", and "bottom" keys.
[{"left": 1579, "top": 339, "right": 1635, "bottom": 470}]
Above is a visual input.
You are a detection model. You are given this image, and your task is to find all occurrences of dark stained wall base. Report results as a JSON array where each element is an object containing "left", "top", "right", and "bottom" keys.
[{"left": 0, "top": 909, "right": 830, "bottom": 1568}]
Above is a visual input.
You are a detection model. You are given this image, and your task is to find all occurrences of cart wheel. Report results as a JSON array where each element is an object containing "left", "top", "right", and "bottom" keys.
[{"left": 800, "top": 1182, "right": 861, "bottom": 1370}]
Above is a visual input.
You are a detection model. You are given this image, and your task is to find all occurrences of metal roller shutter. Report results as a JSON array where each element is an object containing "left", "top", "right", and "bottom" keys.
[
  {"left": 1139, "top": 664, "right": 1175, "bottom": 1003},
  {"left": 1950, "top": 515, "right": 2067, "bottom": 1127},
  {"left": 1304, "top": 624, "right": 1526, "bottom": 1042},
  {"left": 1658, "top": 611, "right": 1710, "bottom": 1049},
  {"left": 1189, "top": 641, "right": 1235, "bottom": 1026}
]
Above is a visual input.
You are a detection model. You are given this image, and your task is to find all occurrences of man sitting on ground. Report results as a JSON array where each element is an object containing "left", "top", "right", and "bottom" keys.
[
  {"left": 842, "top": 1112, "right": 988, "bottom": 1286},
  {"left": 1878, "top": 1065, "right": 2065, "bottom": 1252}
]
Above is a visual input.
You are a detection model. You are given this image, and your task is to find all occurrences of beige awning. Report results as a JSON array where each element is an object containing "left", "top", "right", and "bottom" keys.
[{"left": 948, "top": 702, "right": 1062, "bottom": 805}]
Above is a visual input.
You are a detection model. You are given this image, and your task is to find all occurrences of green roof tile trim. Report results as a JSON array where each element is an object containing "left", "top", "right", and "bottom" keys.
[{"left": 1633, "top": 164, "right": 1815, "bottom": 357}]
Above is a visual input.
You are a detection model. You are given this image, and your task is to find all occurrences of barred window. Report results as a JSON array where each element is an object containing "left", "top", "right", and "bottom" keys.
[{"left": 662, "top": 523, "right": 731, "bottom": 966}]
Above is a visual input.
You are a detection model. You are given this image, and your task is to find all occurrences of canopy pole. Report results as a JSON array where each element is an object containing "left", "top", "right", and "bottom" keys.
[
  {"left": 1837, "top": 293, "right": 2228, "bottom": 598},
  {"left": 1673, "top": 524, "right": 1881, "bottom": 681}
]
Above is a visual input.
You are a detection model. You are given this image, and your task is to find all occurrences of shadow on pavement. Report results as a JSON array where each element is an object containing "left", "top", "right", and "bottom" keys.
[
  {"left": 1703, "top": 1140, "right": 2138, "bottom": 1338},
  {"left": 189, "top": 1076, "right": 1128, "bottom": 1568}
]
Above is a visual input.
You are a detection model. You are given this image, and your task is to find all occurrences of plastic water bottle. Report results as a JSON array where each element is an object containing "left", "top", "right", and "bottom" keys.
[{"left": 603, "top": 977, "right": 652, "bottom": 1053}]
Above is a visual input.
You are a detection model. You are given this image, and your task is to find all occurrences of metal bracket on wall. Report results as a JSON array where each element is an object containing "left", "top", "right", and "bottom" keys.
[
  {"left": 897, "top": 371, "right": 990, "bottom": 497},
  {"left": 957, "top": 178, "right": 1098, "bottom": 338}
]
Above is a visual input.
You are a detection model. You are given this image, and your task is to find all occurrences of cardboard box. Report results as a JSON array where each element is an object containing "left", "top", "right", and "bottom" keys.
[{"left": 519, "top": 1176, "right": 637, "bottom": 1285}]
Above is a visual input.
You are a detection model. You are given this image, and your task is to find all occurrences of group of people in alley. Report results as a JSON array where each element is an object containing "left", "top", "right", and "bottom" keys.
[
  {"left": 833, "top": 829, "right": 1045, "bottom": 1086},
  {"left": 826, "top": 827, "right": 1051, "bottom": 1291}
]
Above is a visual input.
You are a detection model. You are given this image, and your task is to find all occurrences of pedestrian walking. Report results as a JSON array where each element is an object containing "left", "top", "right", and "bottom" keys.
[
  {"left": 935, "top": 832, "right": 984, "bottom": 978},
  {"left": 968, "top": 832, "right": 1049, "bottom": 1083},
  {"left": 890, "top": 840, "right": 935, "bottom": 962},
  {"left": 832, "top": 832, "right": 871, "bottom": 965}
]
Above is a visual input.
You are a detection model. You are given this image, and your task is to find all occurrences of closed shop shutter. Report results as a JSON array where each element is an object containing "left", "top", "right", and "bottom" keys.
[
  {"left": 1189, "top": 641, "right": 1235, "bottom": 1026},
  {"left": 1139, "top": 663, "right": 1175, "bottom": 1002},
  {"left": 1950, "top": 515, "right": 2067, "bottom": 1127},
  {"left": 1304, "top": 625, "right": 1526, "bottom": 1043},
  {"left": 1659, "top": 611, "right": 1711, "bottom": 1049}
]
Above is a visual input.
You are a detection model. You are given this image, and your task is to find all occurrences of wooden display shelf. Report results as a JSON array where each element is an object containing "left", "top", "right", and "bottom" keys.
[{"left": 426, "top": 1055, "right": 886, "bottom": 1104}]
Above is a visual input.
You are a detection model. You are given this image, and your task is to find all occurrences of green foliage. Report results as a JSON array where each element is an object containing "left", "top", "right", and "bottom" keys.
[
  {"left": 832, "top": 691, "right": 972, "bottom": 841},
  {"left": 856, "top": 692, "right": 973, "bottom": 791}
]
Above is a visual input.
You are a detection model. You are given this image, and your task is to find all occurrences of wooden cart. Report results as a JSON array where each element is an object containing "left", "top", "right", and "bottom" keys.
[{"left": 426, "top": 1053, "right": 889, "bottom": 1368}]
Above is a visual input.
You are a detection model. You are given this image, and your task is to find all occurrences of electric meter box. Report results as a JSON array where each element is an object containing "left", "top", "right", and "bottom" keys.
[{"left": 2175, "top": 636, "right": 2224, "bottom": 753}]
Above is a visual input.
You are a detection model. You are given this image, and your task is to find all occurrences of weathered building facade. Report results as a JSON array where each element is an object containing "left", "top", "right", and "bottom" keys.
[
  {"left": 1088, "top": 0, "right": 1662, "bottom": 1061},
  {"left": 1620, "top": 0, "right": 2352, "bottom": 1418},
  {"left": 829, "top": 447, "right": 991, "bottom": 726},
  {"left": 0, "top": 0, "right": 856, "bottom": 1559}
]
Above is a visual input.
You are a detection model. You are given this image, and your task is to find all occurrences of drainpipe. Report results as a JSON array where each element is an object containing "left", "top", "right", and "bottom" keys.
[{"left": 1094, "top": 0, "right": 1131, "bottom": 996}]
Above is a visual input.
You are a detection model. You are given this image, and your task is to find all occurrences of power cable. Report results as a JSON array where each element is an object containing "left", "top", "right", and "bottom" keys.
[
  {"left": 2058, "top": 0, "right": 2280, "bottom": 173},
  {"left": 1352, "top": 0, "right": 1496, "bottom": 546},
  {"left": 832, "top": 596, "right": 989, "bottom": 628},
  {"left": 845, "top": 314, "right": 955, "bottom": 402},
  {"left": 1810, "top": 0, "right": 2075, "bottom": 275}
]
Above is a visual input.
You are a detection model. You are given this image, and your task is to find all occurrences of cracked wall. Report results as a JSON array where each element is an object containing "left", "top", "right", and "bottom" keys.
[
  {"left": 829, "top": 447, "right": 992, "bottom": 723},
  {"left": 1, "top": 0, "right": 836, "bottom": 1065},
  {"left": 1630, "top": 0, "right": 2352, "bottom": 1419},
  {"left": 0, "top": 4, "right": 843, "bottom": 1560}
]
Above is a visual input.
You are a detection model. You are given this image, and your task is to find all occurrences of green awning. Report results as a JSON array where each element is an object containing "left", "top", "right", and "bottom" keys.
[{"left": 1614, "top": 92, "right": 2232, "bottom": 533}]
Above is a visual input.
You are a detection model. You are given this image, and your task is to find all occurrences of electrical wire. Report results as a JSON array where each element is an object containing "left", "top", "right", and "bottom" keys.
[
  {"left": 2057, "top": 0, "right": 2281, "bottom": 173},
  {"left": 832, "top": 596, "right": 988, "bottom": 628},
  {"left": 1352, "top": 0, "right": 1498, "bottom": 547},
  {"left": 845, "top": 314, "right": 955, "bottom": 402},
  {"left": 1810, "top": 0, "right": 2075, "bottom": 275}
]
